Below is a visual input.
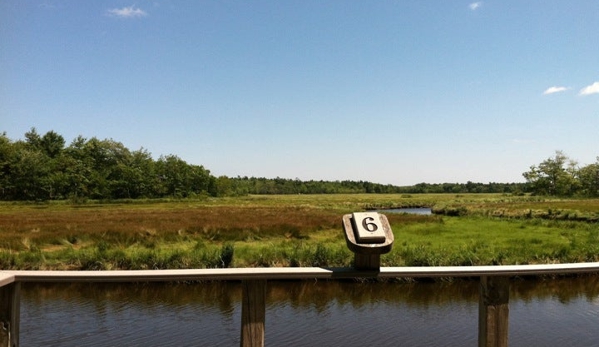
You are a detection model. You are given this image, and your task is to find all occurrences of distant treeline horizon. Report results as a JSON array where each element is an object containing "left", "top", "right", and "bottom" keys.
[
  {"left": 2, "top": 129, "right": 597, "bottom": 201},
  {"left": 218, "top": 176, "right": 526, "bottom": 195}
]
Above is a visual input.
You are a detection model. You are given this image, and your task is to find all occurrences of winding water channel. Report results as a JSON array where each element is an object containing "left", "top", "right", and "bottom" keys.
[
  {"left": 20, "top": 276, "right": 599, "bottom": 346},
  {"left": 378, "top": 207, "right": 433, "bottom": 215}
]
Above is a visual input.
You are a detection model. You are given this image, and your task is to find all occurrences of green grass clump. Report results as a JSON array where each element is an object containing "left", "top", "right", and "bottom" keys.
[{"left": 385, "top": 216, "right": 599, "bottom": 266}]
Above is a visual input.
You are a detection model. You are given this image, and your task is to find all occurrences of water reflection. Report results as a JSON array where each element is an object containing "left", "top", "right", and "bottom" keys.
[
  {"left": 20, "top": 277, "right": 599, "bottom": 346},
  {"left": 378, "top": 207, "right": 432, "bottom": 215}
]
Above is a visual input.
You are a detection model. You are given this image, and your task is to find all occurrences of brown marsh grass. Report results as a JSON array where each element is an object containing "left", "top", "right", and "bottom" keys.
[
  {"left": 0, "top": 205, "right": 341, "bottom": 250},
  {"left": 1, "top": 194, "right": 598, "bottom": 270}
]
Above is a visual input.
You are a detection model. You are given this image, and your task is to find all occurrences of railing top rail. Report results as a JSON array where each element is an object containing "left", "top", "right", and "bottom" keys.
[
  {"left": 2, "top": 262, "right": 599, "bottom": 285},
  {"left": 0, "top": 272, "right": 15, "bottom": 287}
]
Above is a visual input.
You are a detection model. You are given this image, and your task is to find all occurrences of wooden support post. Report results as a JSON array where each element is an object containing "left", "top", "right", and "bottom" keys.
[
  {"left": 240, "top": 280, "right": 266, "bottom": 347},
  {"left": 353, "top": 254, "right": 380, "bottom": 271},
  {"left": 478, "top": 276, "right": 509, "bottom": 347},
  {"left": 0, "top": 282, "right": 20, "bottom": 347}
]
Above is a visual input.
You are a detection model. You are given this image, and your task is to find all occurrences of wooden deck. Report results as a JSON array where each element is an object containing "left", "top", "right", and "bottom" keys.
[{"left": 2, "top": 262, "right": 599, "bottom": 347}]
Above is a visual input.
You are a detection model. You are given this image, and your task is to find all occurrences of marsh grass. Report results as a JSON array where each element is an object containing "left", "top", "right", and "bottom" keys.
[
  {"left": 388, "top": 216, "right": 599, "bottom": 266},
  {"left": 1, "top": 194, "right": 598, "bottom": 270}
]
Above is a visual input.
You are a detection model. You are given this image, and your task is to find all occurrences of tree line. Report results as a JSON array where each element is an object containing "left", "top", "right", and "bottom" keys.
[
  {"left": 5, "top": 129, "right": 595, "bottom": 201},
  {"left": 0, "top": 129, "right": 216, "bottom": 201},
  {"left": 216, "top": 176, "right": 526, "bottom": 196}
]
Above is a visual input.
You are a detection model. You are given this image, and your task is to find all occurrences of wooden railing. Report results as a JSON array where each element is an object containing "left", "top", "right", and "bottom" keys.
[{"left": 2, "top": 263, "right": 599, "bottom": 347}]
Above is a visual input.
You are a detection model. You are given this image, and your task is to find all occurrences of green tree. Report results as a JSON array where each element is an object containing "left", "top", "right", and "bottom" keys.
[
  {"left": 63, "top": 136, "right": 92, "bottom": 200},
  {"left": 110, "top": 148, "right": 155, "bottom": 199},
  {"left": 10, "top": 147, "right": 51, "bottom": 200},
  {"left": 24, "top": 127, "right": 42, "bottom": 149},
  {"left": 215, "top": 175, "right": 233, "bottom": 196},
  {"left": 155, "top": 155, "right": 215, "bottom": 197},
  {"left": 82, "top": 138, "right": 131, "bottom": 198},
  {"left": 523, "top": 151, "right": 579, "bottom": 196},
  {"left": 578, "top": 158, "right": 599, "bottom": 197},
  {"left": 40, "top": 130, "right": 65, "bottom": 158},
  {"left": 0, "top": 133, "right": 14, "bottom": 198}
]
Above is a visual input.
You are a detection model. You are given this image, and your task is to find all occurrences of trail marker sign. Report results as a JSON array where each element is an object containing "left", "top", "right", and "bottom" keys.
[{"left": 351, "top": 212, "right": 386, "bottom": 243}]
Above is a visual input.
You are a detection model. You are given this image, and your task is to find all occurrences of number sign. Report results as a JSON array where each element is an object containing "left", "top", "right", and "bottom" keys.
[{"left": 351, "top": 212, "right": 386, "bottom": 243}]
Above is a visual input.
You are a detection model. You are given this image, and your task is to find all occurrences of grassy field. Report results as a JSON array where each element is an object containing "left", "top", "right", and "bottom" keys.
[{"left": 1, "top": 194, "right": 598, "bottom": 270}]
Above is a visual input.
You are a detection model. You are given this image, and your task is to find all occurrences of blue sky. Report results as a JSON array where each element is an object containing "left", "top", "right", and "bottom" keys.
[{"left": 1, "top": 1, "right": 598, "bottom": 185}]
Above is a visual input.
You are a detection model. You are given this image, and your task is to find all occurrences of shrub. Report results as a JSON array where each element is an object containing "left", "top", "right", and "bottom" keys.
[{"left": 219, "top": 243, "right": 235, "bottom": 268}]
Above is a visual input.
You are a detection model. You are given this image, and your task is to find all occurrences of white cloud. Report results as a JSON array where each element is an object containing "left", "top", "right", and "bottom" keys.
[
  {"left": 469, "top": 2, "right": 482, "bottom": 10},
  {"left": 107, "top": 6, "right": 147, "bottom": 18},
  {"left": 543, "top": 86, "right": 569, "bottom": 95},
  {"left": 579, "top": 82, "right": 599, "bottom": 96}
]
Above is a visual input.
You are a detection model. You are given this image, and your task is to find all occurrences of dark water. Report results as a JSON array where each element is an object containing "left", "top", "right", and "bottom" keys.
[
  {"left": 20, "top": 277, "right": 599, "bottom": 346},
  {"left": 379, "top": 207, "right": 432, "bottom": 215}
]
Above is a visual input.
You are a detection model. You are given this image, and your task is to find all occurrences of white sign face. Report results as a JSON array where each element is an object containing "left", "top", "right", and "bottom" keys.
[{"left": 351, "top": 212, "right": 386, "bottom": 244}]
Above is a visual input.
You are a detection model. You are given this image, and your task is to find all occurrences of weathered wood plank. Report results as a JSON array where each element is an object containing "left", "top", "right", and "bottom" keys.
[
  {"left": 2, "top": 262, "right": 598, "bottom": 283},
  {"left": 353, "top": 254, "right": 381, "bottom": 271},
  {"left": 240, "top": 280, "right": 266, "bottom": 347},
  {"left": 0, "top": 282, "right": 20, "bottom": 347},
  {"left": 479, "top": 276, "right": 509, "bottom": 347},
  {"left": 0, "top": 274, "right": 14, "bottom": 288},
  {"left": 0, "top": 273, "right": 14, "bottom": 347}
]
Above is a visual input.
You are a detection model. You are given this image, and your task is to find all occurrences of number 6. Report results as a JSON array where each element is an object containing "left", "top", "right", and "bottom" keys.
[{"left": 362, "top": 217, "right": 378, "bottom": 232}]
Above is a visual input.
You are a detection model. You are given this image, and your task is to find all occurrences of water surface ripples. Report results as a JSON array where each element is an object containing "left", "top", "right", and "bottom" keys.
[{"left": 20, "top": 277, "right": 599, "bottom": 346}]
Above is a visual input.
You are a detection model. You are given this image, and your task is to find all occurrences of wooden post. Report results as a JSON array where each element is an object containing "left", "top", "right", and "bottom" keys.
[
  {"left": 353, "top": 254, "right": 380, "bottom": 271},
  {"left": 240, "top": 280, "right": 266, "bottom": 347},
  {"left": 478, "top": 276, "right": 509, "bottom": 347},
  {"left": 0, "top": 282, "right": 20, "bottom": 347}
]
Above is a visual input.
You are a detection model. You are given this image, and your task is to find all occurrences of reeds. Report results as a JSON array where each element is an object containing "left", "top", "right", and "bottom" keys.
[{"left": 1, "top": 194, "right": 598, "bottom": 270}]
